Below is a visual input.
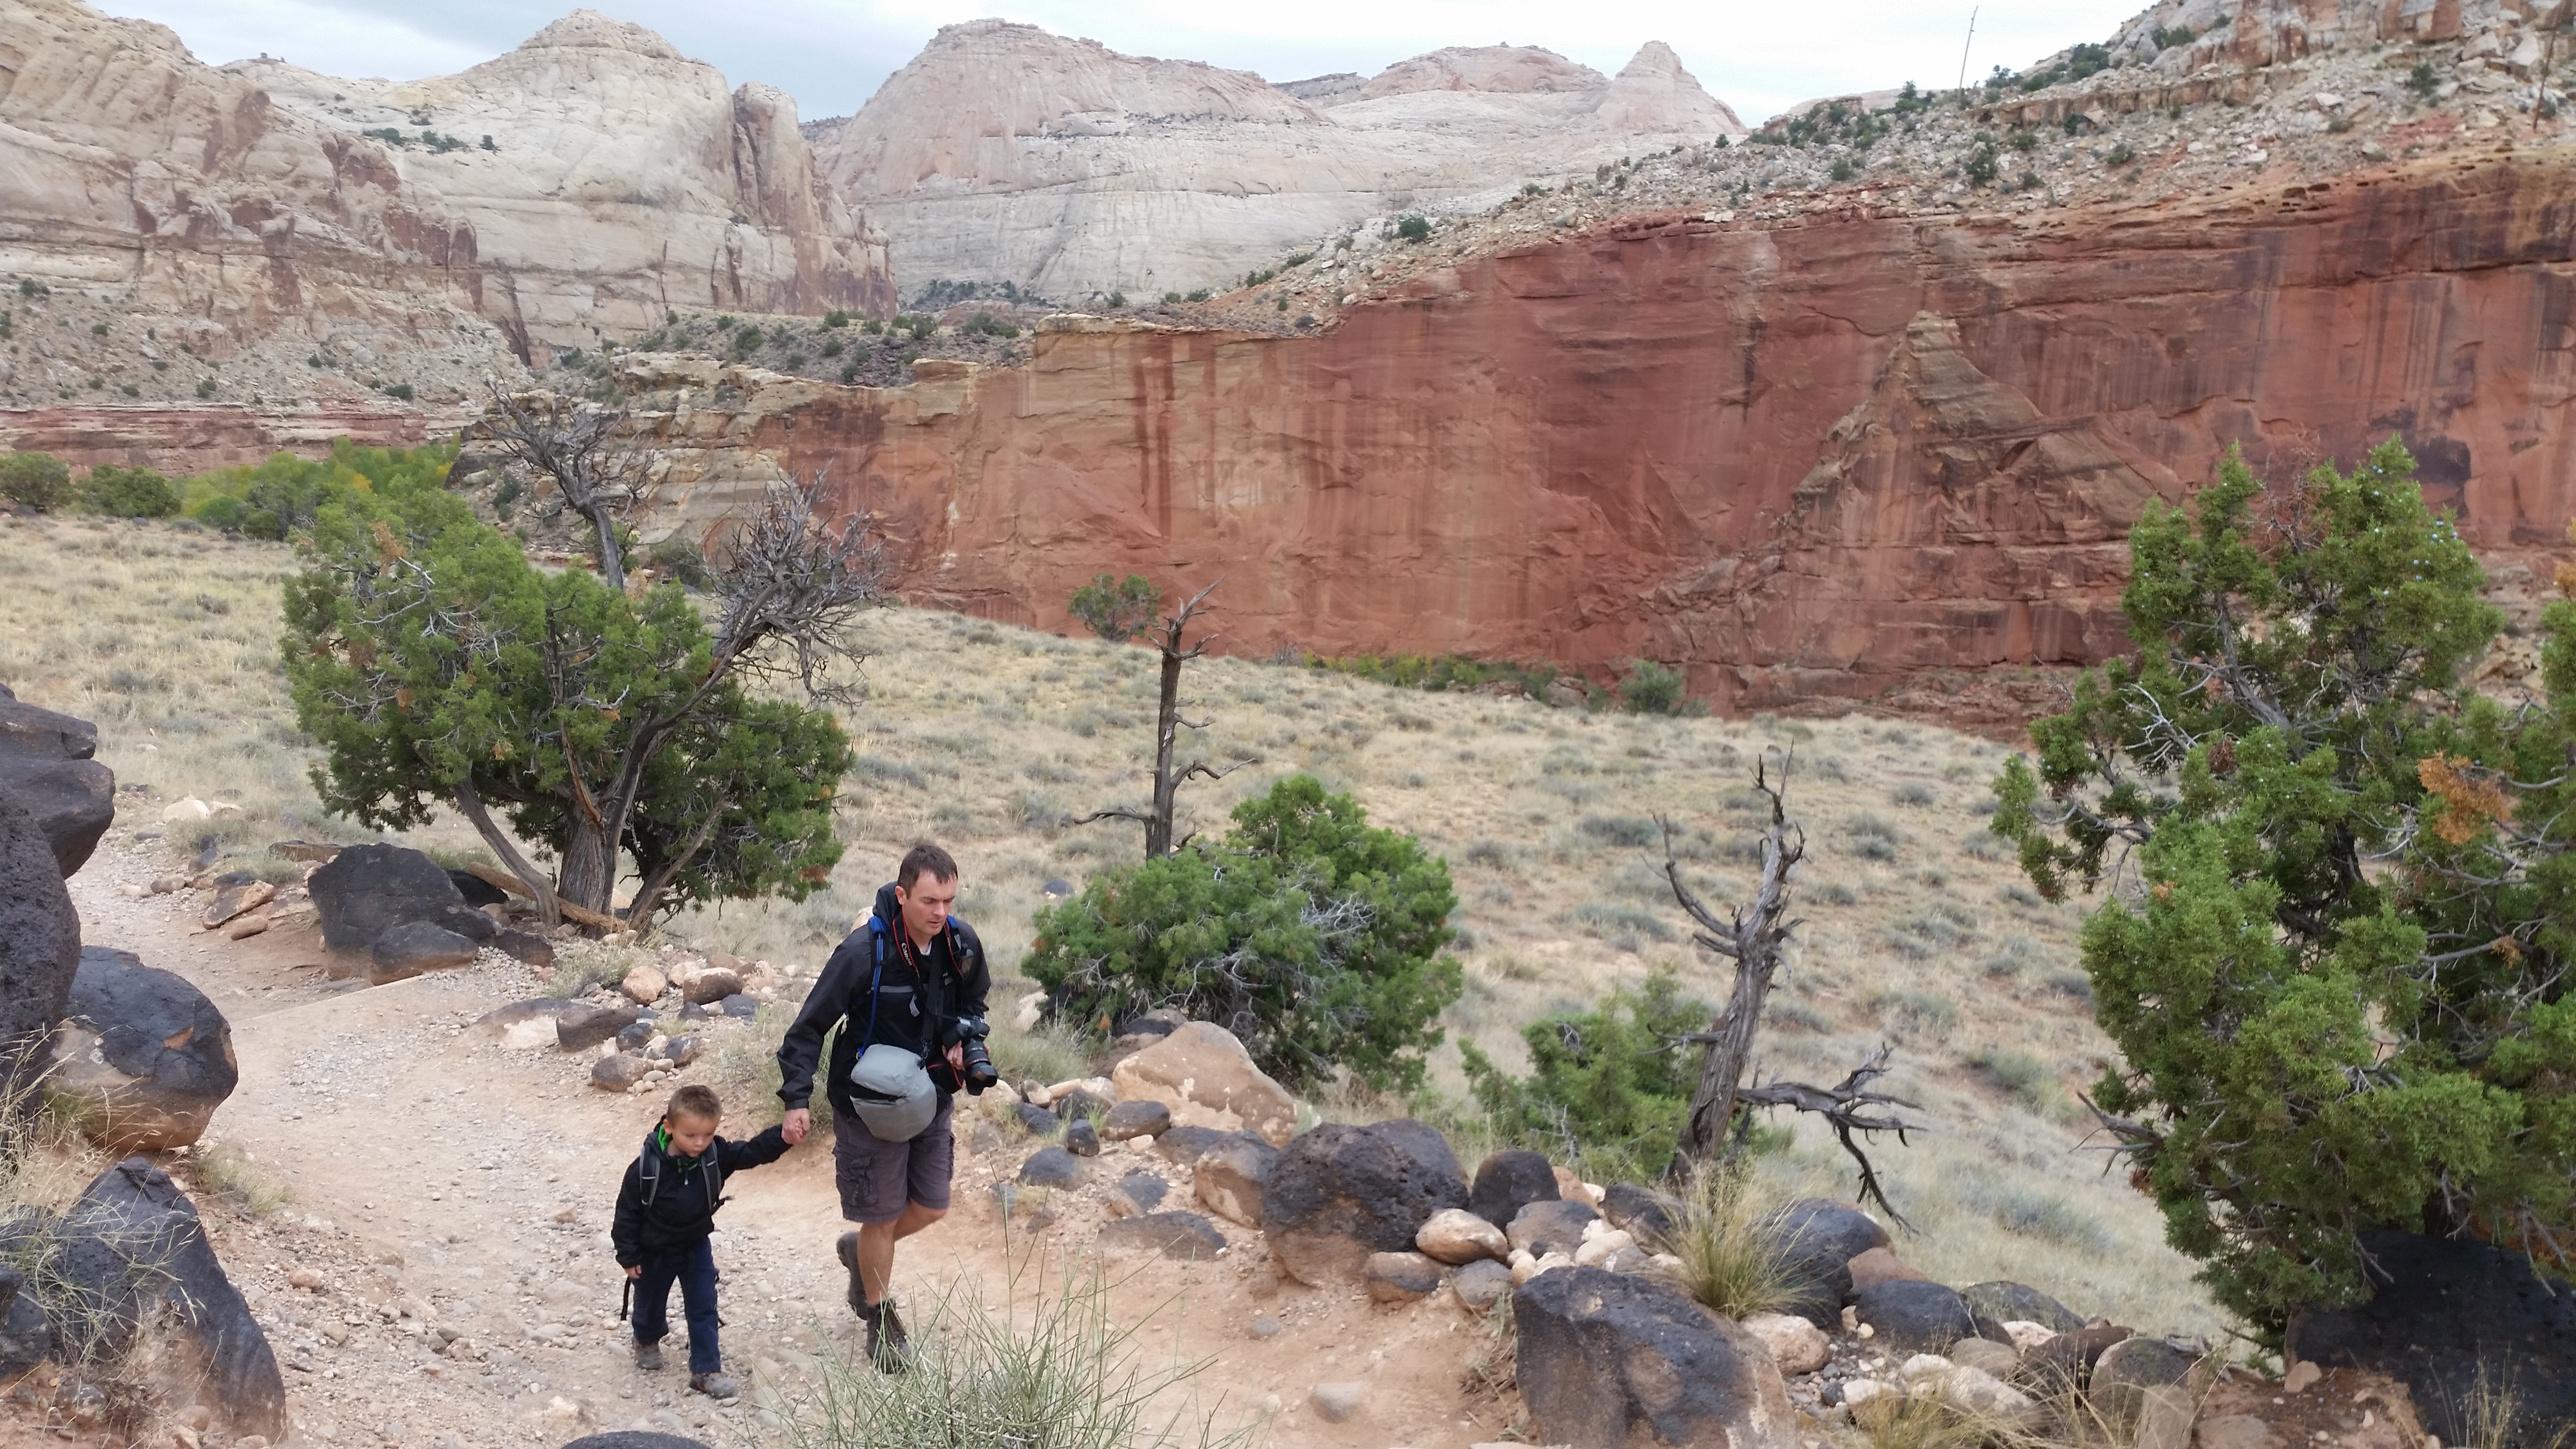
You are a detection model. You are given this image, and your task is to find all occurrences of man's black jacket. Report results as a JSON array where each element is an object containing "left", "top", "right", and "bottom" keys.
[
  {"left": 611, "top": 1124, "right": 789, "bottom": 1266},
  {"left": 775, "top": 881, "right": 991, "bottom": 1120}
]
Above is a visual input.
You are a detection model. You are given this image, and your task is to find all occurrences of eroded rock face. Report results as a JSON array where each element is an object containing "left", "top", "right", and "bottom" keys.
[
  {"left": 1515, "top": 1266, "right": 1796, "bottom": 1449},
  {"left": 622, "top": 156, "right": 2576, "bottom": 726},
  {"left": 0, "top": 0, "right": 890, "bottom": 378},
  {"left": 0, "top": 686, "right": 114, "bottom": 877},
  {"left": 50, "top": 947, "right": 239, "bottom": 1154},
  {"left": 809, "top": 20, "right": 1741, "bottom": 300},
  {"left": 51, "top": 1158, "right": 285, "bottom": 1439},
  {"left": 0, "top": 793, "right": 81, "bottom": 1114}
]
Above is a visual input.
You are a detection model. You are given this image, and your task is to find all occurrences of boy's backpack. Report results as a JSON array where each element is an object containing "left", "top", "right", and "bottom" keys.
[{"left": 634, "top": 1130, "right": 722, "bottom": 1210}]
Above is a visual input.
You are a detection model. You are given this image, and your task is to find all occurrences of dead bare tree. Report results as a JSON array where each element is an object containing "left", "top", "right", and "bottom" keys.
[
  {"left": 1073, "top": 580, "right": 1257, "bottom": 857},
  {"left": 481, "top": 383, "right": 652, "bottom": 591},
  {"left": 1663, "top": 752, "right": 1925, "bottom": 1226}
]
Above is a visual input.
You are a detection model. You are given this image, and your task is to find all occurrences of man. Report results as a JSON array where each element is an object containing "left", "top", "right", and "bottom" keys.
[{"left": 776, "top": 842, "right": 991, "bottom": 1370}]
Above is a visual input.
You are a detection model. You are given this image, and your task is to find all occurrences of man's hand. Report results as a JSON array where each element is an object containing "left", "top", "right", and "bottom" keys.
[
  {"left": 625, "top": 1264, "right": 642, "bottom": 1280},
  {"left": 782, "top": 1107, "right": 811, "bottom": 1146}
]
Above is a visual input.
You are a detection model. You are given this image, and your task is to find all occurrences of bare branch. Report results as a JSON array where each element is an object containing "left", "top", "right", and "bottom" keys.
[
  {"left": 480, "top": 383, "right": 651, "bottom": 591},
  {"left": 1737, "top": 1044, "right": 1926, "bottom": 1230}
]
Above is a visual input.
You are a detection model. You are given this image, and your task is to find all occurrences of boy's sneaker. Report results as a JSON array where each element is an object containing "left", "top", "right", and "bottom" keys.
[
  {"left": 863, "top": 1299, "right": 910, "bottom": 1375},
  {"left": 689, "top": 1371, "right": 741, "bottom": 1401},
  {"left": 632, "top": 1340, "right": 663, "bottom": 1371},
  {"left": 835, "top": 1231, "right": 864, "bottom": 1315}
]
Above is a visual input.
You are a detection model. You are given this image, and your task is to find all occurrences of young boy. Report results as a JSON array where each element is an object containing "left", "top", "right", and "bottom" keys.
[{"left": 612, "top": 1083, "right": 790, "bottom": 1399}]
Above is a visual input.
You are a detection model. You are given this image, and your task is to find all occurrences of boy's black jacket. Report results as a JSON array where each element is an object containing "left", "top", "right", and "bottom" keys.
[
  {"left": 776, "top": 882, "right": 991, "bottom": 1119},
  {"left": 611, "top": 1124, "right": 789, "bottom": 1267}
]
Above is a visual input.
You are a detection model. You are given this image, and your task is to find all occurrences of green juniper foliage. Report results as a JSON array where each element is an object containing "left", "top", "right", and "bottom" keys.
[
  {"left": 1992, "top": 441, "right": 2575, "bottom": 1328},
  {"left": 280, "top": 463, "right": 853, "bottom": 924},
  {"left": 1067, "top": 573, "right": 1161, "bottom": 644},
  {"left": 1461, "top": 967, "right": 1710, "bottom": 1183},
  {"left": 1026, "top": 775, "right": 1460, "bottom": 1091}
]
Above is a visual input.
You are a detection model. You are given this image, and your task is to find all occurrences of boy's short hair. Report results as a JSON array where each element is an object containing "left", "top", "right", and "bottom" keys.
[
  {"left": 898, "top": 842, "right": 958, "bottom": 891},
  {"left": 666, "top": 1084, "right": 723, "bottom": 1123}
]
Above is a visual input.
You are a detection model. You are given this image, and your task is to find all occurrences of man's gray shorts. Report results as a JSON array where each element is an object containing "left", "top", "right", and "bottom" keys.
[{"left": 832, "top": 1097, "right": 954, "bottom": 1224}]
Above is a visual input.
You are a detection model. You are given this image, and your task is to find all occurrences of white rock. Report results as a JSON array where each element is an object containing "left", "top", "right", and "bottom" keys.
[
  {"left": 499, "top": 1018, "right": 559, "bottom": 1051},
  {"left": 1899, "top": 1353, "right": 1955, "bottom": 1383},
  {"left": 1941, "top": 1366, "right": 2033, "bottom": 1416},
  {"left": 2000, "top": 1320, "right": 2056, "bottom": 1353},
  {"left": 1572, "top": 1229, "right": 1634, "bottom": 1267},
  {"left": 1841, "top": 1378, "right": 1891, "bottom": 1408},
  {"left": 1307, "top": 1381, "right": 1364, "bottom": 1424},
  {"left": 1740, "top": 1312, "right": 1831, "bottom": 1375},
  {"left": 1416, "top": 1208, "right": 1509, "bottom": 1265}
]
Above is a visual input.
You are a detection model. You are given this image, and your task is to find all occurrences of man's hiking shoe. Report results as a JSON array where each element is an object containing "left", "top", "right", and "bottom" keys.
[
  {"left": 863, "top": 1299, "right": 910, "bottom": 1374},
  {"left": 632, "top": 1340, "right": 663, "bottom": 1371},
  {"left": 689, "top": 1371, "right": 741, "bottom": 1401},
  {"left": 836, "top": 1231, "right": 865, "bottom": 1315}
]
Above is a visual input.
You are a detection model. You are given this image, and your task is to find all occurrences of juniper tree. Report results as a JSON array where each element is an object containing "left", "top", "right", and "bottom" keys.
[
  {"left": 282, "top": 422, "right": 882, "bottom": 927},
  {"left": 1993, "top": 441, "right": 2576, "bottom": 1327}
]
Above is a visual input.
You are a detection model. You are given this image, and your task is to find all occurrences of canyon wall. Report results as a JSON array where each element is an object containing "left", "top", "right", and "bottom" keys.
[
  {"left": 809, "top": 21, "right": 1743, "bottom": 304},
  {"left": 0, "top": 0, "right": 891, "bottom": 395},
  {"left": 622, "top": 149, "right": 2576, "bottom": 722}
]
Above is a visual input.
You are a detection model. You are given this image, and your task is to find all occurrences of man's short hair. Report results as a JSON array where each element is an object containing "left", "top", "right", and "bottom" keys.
[
  {"left": 666, "top": 1084, "right": 723, "bottom": 1123},
  {"left": 898, "top": 842, "right": 958, "bottom": 891}
]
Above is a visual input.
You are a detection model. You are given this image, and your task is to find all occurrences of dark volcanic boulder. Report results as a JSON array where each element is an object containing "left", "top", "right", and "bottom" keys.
[
  {"left": 1508, "top": 1198, "right": 1601, "bottom": 1259},
  {"left": 0, "top": 1263, "right": 49, "bottom": 1375},
  {"left": 0, "top": 685, "right": 115, "bottom": 877},
  {"left": 1964, "top": 1280, "right": 2085, "bottom": 1339},
  {"left": 309, "top": 843, "right": 467, "bottom": 950},
  {"left": 1853, "top": 1279, "right": 1977, "bottom": 1352},
  {"left": 53, "top": 1158, "right": 284, "bottom": 1439},
  {"left": 1469, "top": 1148, "right": 1561, "bottom": 1228},
  {"left": 563, "top": 1436, "right": 709, "bottom": 1449},
  {"left": 1264, "top": 1119, "right": 1468, "bottom": 1286},
  {"left": 1099, "top": 1100, "right": 1171, "bottom": 1141},
  {"left": 50, "top": 946, "right": 238, "bottom": 1152},
  {"left": 556, "top": 1001, "right": 640, "bottom": 1051},
  {"left": 1018, "top": 1147, "right": 1085, "bottom": 1188},
  {"left": 370, "top": 921, "right": 480, "bottom": 982},
  {"left": 1515, "top": 1266, "right": 1796, "bottom": 1449},
  {"left": 1766, "top": 1198, "right": 1888, "bottom": 1328},
  {"left": 1601, "top": 1182, "right": 1683, "bottom": 1245},
  {"left": 2286, "top": 1229, "right": 2576, "bottom": 1448},
  {"left": 0, "top": 792, "right": 80, "bottom": 1111},
  {"left": 1154, "top": 1124, "right": 1234, "bottom": 1165},
  {"left": 448, "top": 867, "right": 511, "bottom": 907}
]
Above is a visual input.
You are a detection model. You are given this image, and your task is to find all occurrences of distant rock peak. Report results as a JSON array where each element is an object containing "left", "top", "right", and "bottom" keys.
[{"left": 517, "top": 9, "right": 690, "bottom": 61}]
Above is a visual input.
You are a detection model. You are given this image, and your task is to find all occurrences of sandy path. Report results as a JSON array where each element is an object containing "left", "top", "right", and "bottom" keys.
[{"left": 44, "top": 838, "right": 1514, "bottom": 1449}]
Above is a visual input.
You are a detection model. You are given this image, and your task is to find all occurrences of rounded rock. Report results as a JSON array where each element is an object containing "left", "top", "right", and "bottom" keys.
[{"left": 1416, "top": 1207, "right": 1510, "bottom": 1265}]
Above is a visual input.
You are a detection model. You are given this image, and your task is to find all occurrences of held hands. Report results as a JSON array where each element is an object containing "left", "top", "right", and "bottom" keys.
[
  {"left": 782, "top": 1108, "right": 811, "bottom": 1146},
  {"left": 626, "top": 1264, "right": 642, "bottom": 1280}
]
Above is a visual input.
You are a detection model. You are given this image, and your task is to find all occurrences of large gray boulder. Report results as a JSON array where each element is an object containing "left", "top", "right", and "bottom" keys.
[
  {"left": 51, "top": 1158, "right": 285, "bottom": 1439},
  {"left": 1515, "top": 1266, "right": 1796, "bottom": 1449},
  {"left": 0, "top": 1263, "right": 49, "bottom": 1376},
  {"left": 0, "top": 685, "right": 115, "bottom": 877},
  {"left": 1262, "top": 1119, "right": 1468, "bottom": 1286},
  {"left": 1765, "top": 1197, "right": 1888, "bottom": 1328},
  {"left": 49, "top": 947, "right": 238, "bottom": 1152},
  {"left": 2287, "top": 1230, "right": 2576, "bottom": 1449},
  {"left": 0, "top": 792, "right": 80, "bottom": 1120},
  {"left": 309, "top": 843, "right": 467, "bottom": 951}
]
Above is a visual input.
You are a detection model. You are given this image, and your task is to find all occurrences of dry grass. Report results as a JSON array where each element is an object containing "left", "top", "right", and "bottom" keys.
[
  {"left": 1658, "top": 1163, "right": 1808, "bottom": 1320},
  {"left": 0, "top": 515, "right": 2227, "bottom": 1340}
]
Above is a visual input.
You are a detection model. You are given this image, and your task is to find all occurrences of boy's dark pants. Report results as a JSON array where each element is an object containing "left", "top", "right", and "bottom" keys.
[{"left": 631, "top": 1239, "right": 722, "bottom": 1374}]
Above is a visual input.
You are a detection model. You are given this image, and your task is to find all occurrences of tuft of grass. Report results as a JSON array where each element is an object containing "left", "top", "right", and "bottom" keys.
[
  {"left": 989, "top": 1018, "right": 1095, "bottom": 1089},
  {"left": 191, "top": 1141, "right": 291, "bottom": 1214},
  {"left": 2448, "top": 1359, "right": 2576, "bottom": 1449},
  {"left": 1953, "top": 1176, "right": 2110, "bottom": 1253},
  {"left": 1656, "top": 1164, "right": 1811, "bottom": 1320},
  {"left": 779, "top": 1250, "right": 1259, "bottom": 1449},
  {"left": 708, "top": 1001, "right": 793, "bottom": 1128},
  {"left": 542, "top": 941, "right": 640, "bottom": 999}
]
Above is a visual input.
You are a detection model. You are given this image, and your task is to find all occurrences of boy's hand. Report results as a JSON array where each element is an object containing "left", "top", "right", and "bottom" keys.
[
  {"left": 782, "top": 1108, "right": 810, "bottom": 1145},
  {"left": 625, "top": 1264, "right": 642, "bottom": 1280}
]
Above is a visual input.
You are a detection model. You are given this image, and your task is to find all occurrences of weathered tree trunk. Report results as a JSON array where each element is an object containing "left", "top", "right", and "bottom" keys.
[
  {"left": 1145, "top": 643, "right": 1185, "bottom": 858},
  {"left": 1668, "top": 774, "right": 1802, "bottom": 1162},
  {"left": 557, "top": 821, "right": 620, "bottom": 920},
  {"left": 451, "top": 779, "right": 561, "bottom": 928}
]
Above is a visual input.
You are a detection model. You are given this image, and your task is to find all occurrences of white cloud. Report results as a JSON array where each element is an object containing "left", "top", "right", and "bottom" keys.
[{"left": 111, "top": 0, "right": 2149, "bottom": 121}]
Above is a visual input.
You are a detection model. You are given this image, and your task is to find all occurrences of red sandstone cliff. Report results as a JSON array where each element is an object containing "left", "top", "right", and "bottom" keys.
[{"left": 614, "top": 148, "right": 2576, "bottom": 719}]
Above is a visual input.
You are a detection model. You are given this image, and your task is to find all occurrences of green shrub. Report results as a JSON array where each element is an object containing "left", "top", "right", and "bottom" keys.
[
  {"left": 0, "top": 451, "right": 72, "bottom": 511},
  {"left": 1306, "top": 652, "right": 1558, "bottom": 697},
  {"left": 1026, "top": 775, "right": 1460, "bottom": 1092},
  {"left": 1617, "top": 660, "right": 1690, "bottom": 713},
  {"left": 2151, "top": 24, "right": 2194, "bottom": 49},
  {"left": 1461, "top": 966, "right": 1707, "bottom": 1181},
  {"left": 1965, "top": 142, "right": 2000, "bottom": 186},
  {"left": 83, "top": 465, "right": 179, "bottom": 517},
  {"left": 1067, "top": 573, "right": 1160, "bottom": 643},
  {"left": 1992, "top": 439, "right": 2576, "bottom": 1328},
  {"left": 822, "top": 309, "right": 852, "bottom": 329},
  {"left": 1397, "top": 215, "right": 1431, "bottom": 242}
]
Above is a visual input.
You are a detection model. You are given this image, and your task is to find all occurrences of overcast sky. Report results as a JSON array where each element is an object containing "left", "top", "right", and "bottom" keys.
[{"left": 104, "top": 0, "right": 2147, "bottom": 123}]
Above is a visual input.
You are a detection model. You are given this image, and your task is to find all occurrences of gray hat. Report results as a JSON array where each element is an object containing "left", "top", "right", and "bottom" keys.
[{"left": 849, "top": 1042, "right": 937, "bottom": 1142}]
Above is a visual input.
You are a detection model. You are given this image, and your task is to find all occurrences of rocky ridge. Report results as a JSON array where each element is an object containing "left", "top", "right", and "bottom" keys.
[
  {"left": 0, "top": 0, "right": 891, "bottom": 416},
  {"left": 806, "top": 20, "right": 1745, "bottom": 302}
]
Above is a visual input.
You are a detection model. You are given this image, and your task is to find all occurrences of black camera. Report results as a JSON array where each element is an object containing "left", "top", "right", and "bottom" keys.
[{"left": 939, "top": 1015, "right": 998, "bottom": 1095}]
